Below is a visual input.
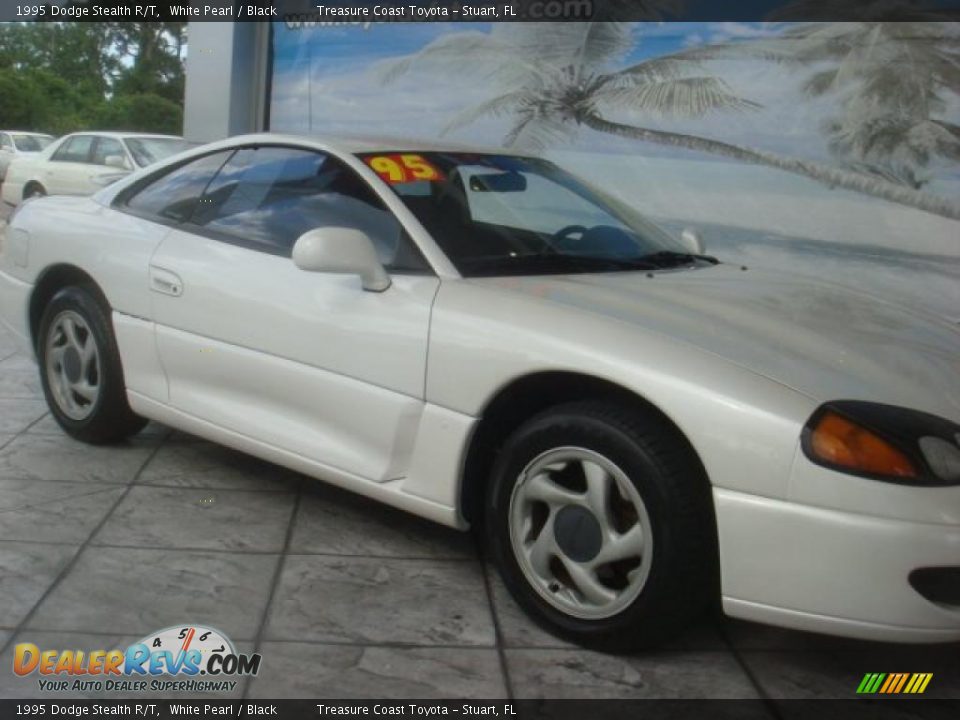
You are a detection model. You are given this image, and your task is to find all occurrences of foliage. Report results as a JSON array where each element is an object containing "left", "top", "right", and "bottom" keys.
[{"left": 0, "top": 20, "right": 185, "bottom": 136}]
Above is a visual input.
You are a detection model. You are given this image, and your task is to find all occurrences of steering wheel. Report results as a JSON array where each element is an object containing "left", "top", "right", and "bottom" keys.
[{"left": 553, "top": 225, "right": 588, "bottom": 243}]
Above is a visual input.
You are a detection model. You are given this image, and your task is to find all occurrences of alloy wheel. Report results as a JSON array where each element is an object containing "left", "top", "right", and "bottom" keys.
[
  {"left": 508, "top": 446, "right": 653, "bottom": 620},
  {"left": 44, "top": 310, "right": 101, "bottom": 421}
]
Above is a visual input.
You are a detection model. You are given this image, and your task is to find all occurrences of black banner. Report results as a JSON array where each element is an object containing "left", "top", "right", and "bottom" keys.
[
  {"left": 4, "top": 0, "right": 960, "bottom": 23},
  {"left": 1, "top": 700, "right": 960, "bottom": 720}
]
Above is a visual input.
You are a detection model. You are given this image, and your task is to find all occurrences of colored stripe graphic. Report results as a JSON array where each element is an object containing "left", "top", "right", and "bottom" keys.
[{"left": 857, "top": 672, "right": 932, "bottom": 694}]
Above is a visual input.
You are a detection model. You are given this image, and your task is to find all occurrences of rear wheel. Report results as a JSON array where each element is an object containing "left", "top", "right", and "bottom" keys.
[
  {"left": 37, "top": 286, "right": 146, "bottom": 444},
  {"left": 486, "top": 401, "right": 716, "bottom": 650}
]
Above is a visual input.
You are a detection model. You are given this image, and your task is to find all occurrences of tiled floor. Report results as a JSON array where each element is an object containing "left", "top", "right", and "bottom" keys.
[{"left": 0, "top": 326, "right": 957, "bottom": 703}]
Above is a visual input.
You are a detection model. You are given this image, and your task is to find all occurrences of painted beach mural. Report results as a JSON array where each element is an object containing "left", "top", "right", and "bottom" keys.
[{"left": 268, "top": 13, "right": 960, "bottom": 320}]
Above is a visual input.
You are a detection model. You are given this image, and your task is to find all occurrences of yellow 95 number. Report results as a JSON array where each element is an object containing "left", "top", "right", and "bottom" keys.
[{"left": 364, "top": 154, "right": 443, "bottom": 184}]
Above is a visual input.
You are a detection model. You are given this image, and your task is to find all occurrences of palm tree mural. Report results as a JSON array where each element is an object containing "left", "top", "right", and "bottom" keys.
[
  {"left": 738, "top": 4, "right": 960, "bottom": 190},
  {"left": 377, "top": 20, "right": 960, "bottom": 220}
]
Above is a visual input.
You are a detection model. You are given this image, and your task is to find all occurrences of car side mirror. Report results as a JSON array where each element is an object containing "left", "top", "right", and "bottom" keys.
[
  {"left": 104, "top": 155, "right": 130, "bottom": 170},
  {"left": 679, "top": 227, "right": 705, "bottom": 255},
  {"left": 292, "top": 227, "right": 391, "bottom": 292}
]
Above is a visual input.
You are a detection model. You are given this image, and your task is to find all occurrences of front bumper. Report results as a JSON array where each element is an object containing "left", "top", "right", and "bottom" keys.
[{"left": 715, "top": 486, "right": 960, "bottom": 643}]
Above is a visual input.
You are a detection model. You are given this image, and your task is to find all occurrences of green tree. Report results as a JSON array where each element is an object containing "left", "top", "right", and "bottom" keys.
[
  {"left": 94, "top": 93, "right": 183, "bottom": 135},
  {"left": 0, "top": 16, "right": 186, "bottom": 135}
]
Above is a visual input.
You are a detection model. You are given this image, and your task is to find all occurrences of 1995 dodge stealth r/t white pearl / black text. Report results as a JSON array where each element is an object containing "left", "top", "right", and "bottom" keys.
[{"left": 0, "top": 134, "right": 958, "bottom": 649}]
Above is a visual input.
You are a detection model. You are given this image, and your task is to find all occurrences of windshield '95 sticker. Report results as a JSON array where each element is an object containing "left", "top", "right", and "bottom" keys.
[{"left": 364, "top": 154, "right": 444, "bottom": 184}]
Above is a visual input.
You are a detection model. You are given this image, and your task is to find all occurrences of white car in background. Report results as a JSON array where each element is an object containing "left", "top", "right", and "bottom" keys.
[
  {"left": 1, "top": 132, "right": 189, "bottom": 205},
  {"left": 0, "top": 134, "right": 958, "bottom": 649},
  {"left": 0, "top": 131, "right": 55, "bottom": 181}
]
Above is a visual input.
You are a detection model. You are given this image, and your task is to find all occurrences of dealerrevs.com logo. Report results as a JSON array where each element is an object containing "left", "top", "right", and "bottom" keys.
[{"left": 13, "top": 625, "right": 261, "bottom": 693}]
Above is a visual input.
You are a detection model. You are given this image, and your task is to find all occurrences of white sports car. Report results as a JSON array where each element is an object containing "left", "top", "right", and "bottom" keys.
[
  {"left": 0, "top": 134, "right": 957, "bottom": 649},
  {"left": 1, "top": 132, "right": 190, "bottom": 206}
]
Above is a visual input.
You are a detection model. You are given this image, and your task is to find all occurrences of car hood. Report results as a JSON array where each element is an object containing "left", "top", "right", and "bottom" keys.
[{"left": 472, "top": 264, "right": 960, "bottom": 421}]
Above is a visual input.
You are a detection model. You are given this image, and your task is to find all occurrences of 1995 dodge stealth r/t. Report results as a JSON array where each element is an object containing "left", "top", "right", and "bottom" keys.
[{"left": 1, "top": 134, "right": 958, "bottom": 649}]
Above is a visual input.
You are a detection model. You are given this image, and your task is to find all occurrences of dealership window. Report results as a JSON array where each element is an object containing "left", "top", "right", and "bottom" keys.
[
  {"left": 123, "top": 151, "right": 234, "bottom": 223},
  {"left": 52, "top": 135, "right": 95, "bottom": 164},
  {"left": 189, "top": 146, "right": 428, "bottom": 271}
]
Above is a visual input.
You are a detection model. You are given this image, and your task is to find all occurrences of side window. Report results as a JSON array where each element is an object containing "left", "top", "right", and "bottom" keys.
[
  {"left": 52, "top": 135, "right": 94, "bottom": 164},
  {"left": 0, "top": 134, "right": 11, "bottom": 150},
  {"left": 91, "top": 137, "right": 127, "bottom": 167},
  {"left": 191, "top": 146, "right": 428, "bottom": 271},
  {"left": 123, "top": 151, "right": 233, "bottom": 224}
]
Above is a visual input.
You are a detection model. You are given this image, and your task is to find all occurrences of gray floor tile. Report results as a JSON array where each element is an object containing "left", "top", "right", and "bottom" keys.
[
  {"left": 0, "top": 434, "right": 158, "bottom": 484},
  {"left": 290, "top": 484, "right": 475, "bottom": 559},
  {"left": 0, "top": 352, "right": 35, "bottom": 371},
  {"left": 0, "top": 629, "right": 8, "bottom": 649},
  {"left": 0, "top": 541, "right": 78, "bottom": 627},
  {"left": 27, "top": 413, "right": 170, "bottom": 439},
  {"left": 93, "top": 485, "right": 296, "bottom": 552},
  {"left": 487, "top": 568, "right": 725, "bottom": 650},
  {"left": 0, "top": 479, "right": 126, "bottom": 543},
  {"left": 266, "top": 556, "right": 495, "bottom": 646},
  {"left": 505, "top": 648, "right": 759, "bottom": 699},
  {"left": 0, "top": 365, "right": 42, "bottom": 399},
  {"left": 248, "top": 642, "right": 506, "bottom": 699},
  {"left": 27, "top": 546, "right": 278, "bottom": 641},
  {"left": 0, "top": 399, "right": 47, "bottom": 434},
  {"left": 0, "top": 631, "right": 247, "bottom": 699},
  {"left": 138, "top": 441, "right": 302, "bottom": 491},
  {"left": 0, "top": 435, "right": 13, "bottom": 451}
]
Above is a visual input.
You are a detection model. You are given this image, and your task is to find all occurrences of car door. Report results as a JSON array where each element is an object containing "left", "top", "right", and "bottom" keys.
[
  {"left": 148, "top": 145, "right": 439, "bottom": 483},
  {"left": 87, "top": 136, "right": 133, "bottom": 189},
  {"left": 46, "top": 134, "right": 97, "bottom": 195},
  {"left": 110, "top": 149, "right": 239, "bottom": 401}
]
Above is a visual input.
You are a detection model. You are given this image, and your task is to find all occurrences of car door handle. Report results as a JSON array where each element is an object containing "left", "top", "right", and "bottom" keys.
[{"left": 149, "top": 266, "right": 183, "bottom": 297}]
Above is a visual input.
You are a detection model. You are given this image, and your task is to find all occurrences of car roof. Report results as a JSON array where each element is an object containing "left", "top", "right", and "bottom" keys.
[
  {"left": 218, "top": 132, "right": 535, "bottom": 157},
  {"left": 59, "top": 132, "right": 182, "bottom": 141}
]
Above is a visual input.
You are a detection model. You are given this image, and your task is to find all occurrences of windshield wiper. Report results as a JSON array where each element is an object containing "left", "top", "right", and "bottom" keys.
[
  {"left": 638, "top": 250, "right": 720, "bottom": 267},
  {"left": 464, "top": 254, "right": 659, "bottom": 276}
]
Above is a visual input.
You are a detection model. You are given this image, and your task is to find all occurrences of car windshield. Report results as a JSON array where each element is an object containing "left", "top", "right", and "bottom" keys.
[
  {"left": 12, "top": 134, "right": 53, "bottom": 152},
  {"left": 357, "top": 151, "right": 694, "bottom": 277},
  {"left": 124, "top": 137, "right": 191, "bottom": 167}
]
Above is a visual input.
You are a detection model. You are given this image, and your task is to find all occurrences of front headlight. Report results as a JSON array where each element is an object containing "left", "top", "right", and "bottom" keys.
[{"left": 802, "top": 401, "right": 960, "bottom": 486}]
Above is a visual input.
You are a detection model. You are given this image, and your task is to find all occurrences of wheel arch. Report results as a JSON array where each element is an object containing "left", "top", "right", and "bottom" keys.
[
  {"left": 29, "top": 264, "right": 111, "bottom": 354},
  {"left": 22, "top": 180, "right": 46, "bottom": 200},
  {"left": 459, "top": 370, "right": 714, "bottom": 526}
]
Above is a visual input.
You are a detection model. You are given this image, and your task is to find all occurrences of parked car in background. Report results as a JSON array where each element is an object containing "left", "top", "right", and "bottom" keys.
[
  {"left": 1, "top": 132, "right": 190, "bottom": 205},
  {"left": 1, "top": 134, "right": 958, "bottom": 650},
  {"left": 0, "top": 131, "right": 55, "bottom": 181}
]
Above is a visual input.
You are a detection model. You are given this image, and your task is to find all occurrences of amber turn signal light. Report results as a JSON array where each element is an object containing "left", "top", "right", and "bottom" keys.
[{"left": 809, "top": 411, "right": 918, "bottom": 478}]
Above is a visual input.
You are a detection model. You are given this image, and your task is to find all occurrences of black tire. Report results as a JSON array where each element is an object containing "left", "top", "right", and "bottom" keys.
[
  {"left": 486, "top": 401, "right": 716, "bottom": 651},
  {"left": 37, "top": 285, "right": 147, "bottom": 444},
  {"left": 24, "top": 183, "right": 46, "bottom": 200}
]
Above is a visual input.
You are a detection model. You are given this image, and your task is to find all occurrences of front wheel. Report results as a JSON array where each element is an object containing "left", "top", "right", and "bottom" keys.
[
  {"left": 486, "top": 402, "right": 716, "bottom": 651},
  {"left": 37, "top": 286, "right": 146, "bottom": 444}
]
